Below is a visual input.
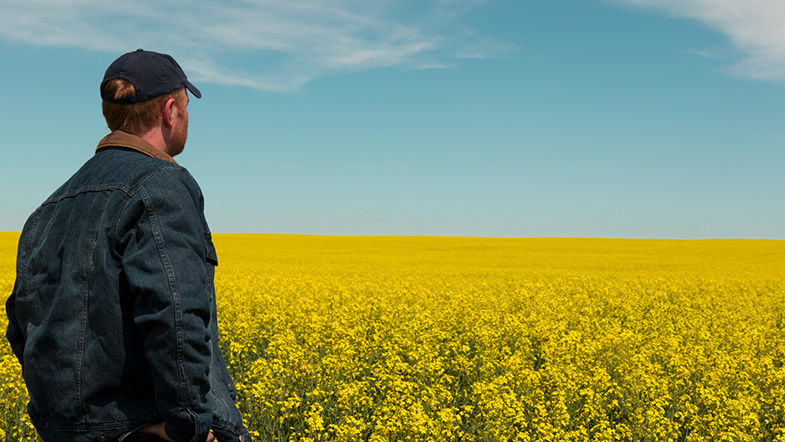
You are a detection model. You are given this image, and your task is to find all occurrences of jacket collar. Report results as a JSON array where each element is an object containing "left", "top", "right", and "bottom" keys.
[{"left": 96, "top": 130, "right": 177, "bottom": 164}]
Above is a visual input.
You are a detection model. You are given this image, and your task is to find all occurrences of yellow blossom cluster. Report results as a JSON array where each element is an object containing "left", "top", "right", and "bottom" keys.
[
  {"left": 1, "top": 233, "right": 784, "bottom": 441},
  {"left": 0, "top": 233, "right": 38, "bottom": 441}
]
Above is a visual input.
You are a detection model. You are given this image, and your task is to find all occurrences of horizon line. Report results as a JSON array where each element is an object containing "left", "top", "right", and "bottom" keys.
[{"left": 1, "top": 232, "right": 781, "bottom": 241}]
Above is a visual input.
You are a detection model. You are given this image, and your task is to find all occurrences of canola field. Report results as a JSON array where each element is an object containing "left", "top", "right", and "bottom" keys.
[{"left": 1, "top": 232, "right": 784, "bottom": 441}]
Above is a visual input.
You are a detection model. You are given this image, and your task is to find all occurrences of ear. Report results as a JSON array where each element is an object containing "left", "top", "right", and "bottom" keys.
[{"left": 162, "top": 97, "right": 177, "bottom": 128}]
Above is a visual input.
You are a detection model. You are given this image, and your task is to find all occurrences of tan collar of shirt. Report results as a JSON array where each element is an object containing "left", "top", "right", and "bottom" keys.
[{"left": 95, "top": 130, "right": 177, "bottom": 164}]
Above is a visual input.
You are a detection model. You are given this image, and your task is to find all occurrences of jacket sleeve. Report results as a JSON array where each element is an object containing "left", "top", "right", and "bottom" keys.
[
  {"left": 118, "top": 167, "right": 213, "bottom": 442},
  {"left": 6, "top": 221, "right": 34, "bottom": 367}
]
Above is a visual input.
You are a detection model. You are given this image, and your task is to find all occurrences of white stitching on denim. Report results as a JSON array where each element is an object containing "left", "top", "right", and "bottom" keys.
[
  {"left": 138, "top": 185, "right": 190, "bottom": 411},
  {"left": 75, "top": 191, "right": 114, "bottom": 420}
]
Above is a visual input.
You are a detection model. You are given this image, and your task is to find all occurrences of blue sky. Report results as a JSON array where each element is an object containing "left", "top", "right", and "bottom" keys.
[{"left": 0, "top": 0, "right": 783, "bottom": 238}]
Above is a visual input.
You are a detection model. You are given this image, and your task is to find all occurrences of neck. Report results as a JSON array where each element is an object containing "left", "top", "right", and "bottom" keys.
[{"left": 135, "top": 126, "right": 169, "bottom": 156}]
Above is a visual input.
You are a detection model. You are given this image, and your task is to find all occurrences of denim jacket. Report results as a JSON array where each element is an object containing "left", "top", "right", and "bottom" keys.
[{"left": 5, "top": 132, "right": 251, "bottom": 442}]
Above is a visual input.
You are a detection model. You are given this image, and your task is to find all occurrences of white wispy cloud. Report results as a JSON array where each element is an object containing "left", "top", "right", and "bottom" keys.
[
  {"left": 0, "top": 0, "right": 510, "bottom": 92},
  {"left": 614, "top": 0, "right": 785, "bottom": 82}
]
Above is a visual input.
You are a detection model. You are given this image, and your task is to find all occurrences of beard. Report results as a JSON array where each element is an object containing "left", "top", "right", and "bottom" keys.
[
  {"left": 166, "top": 109, "right": 188, "bottom": 157},
  {"left": 168, "top": 124, "right": 187, "bottom": 157}
]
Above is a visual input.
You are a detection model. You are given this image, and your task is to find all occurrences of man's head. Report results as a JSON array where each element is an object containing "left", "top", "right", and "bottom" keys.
[{"left": 100, "top": 49, "right": 200, "bottom": 156}]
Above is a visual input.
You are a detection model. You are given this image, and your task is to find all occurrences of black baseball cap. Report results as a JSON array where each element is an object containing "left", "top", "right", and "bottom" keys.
[{"left": 101, "top": 49, "right": 201, "bottom": 104}]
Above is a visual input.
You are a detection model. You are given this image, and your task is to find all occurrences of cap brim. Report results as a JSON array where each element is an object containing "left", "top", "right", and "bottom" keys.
[{"left": 185, "top": 80, "right": 201, "bottom": 99}]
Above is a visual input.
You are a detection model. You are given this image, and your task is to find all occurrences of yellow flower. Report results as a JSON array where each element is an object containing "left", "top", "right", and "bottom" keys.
[{"left": 2, "top": 233, "right": 784, "bottom": 440}]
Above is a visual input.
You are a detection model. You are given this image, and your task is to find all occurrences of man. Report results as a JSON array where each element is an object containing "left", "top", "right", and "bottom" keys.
[{"left": 5, "top": 49, "right": 252, "bottom": 442}]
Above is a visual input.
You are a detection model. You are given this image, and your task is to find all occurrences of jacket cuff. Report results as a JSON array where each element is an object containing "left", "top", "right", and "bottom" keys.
[{"left": 165, "top": 419, "right": 211, "bottom": 442}]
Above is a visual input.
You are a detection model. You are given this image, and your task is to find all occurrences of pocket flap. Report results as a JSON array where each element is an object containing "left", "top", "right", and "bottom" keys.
[{"left": 205, "top": 235, "right": 219, "bottom": 266}]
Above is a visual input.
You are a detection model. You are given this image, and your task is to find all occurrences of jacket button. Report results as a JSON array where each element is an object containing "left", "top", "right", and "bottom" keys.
[{"left": 97, "top": 437, "right": 108, "bottom": 442}]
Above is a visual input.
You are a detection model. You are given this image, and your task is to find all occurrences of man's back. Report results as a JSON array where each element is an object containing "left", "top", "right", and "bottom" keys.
[
  {"left": 8, "top": 143, "right": 249, "bottom": 441},
  {"left": 12, "top": 145, "right": 179, "bottom": 414}
]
